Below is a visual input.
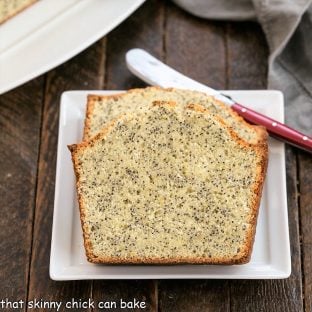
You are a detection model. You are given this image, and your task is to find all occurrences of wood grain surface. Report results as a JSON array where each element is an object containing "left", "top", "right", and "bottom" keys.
[
  {"left": 0, "top": 0, "right": 310, "bottom": 311},
  {"left": 0, "top": 78, "right": 43, "bottom": 304},
  {"left": 299, "top": 151, "right": 312, "bottom": 312},
  {"left": 165, "top": 2, "right": 226, "bottom": 90}
]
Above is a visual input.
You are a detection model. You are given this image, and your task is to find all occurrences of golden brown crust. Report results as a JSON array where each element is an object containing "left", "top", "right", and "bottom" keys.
[
  {"left": 72, "top": 100, "right": 268, "bottom": 265},
  {"left": 83, "top": 95, "right": 96, "bottom": 141},
  {"left": 84, "top": 93, "right": 126, "bottom": 141},
  {"left": 68, "top": 118, "right": 120, "bottom": 261},
  {"left": 242, "top": 140, "right": 268, "bottom": 262},
  {"left": 68, "top": 144, "right": 93, "bottom": 261},
  {"left": 0, "top": 0, "right": 38, "bottom": 24},
  {"left": 87, "top": 254, "right": 251, "bottom": 264}
]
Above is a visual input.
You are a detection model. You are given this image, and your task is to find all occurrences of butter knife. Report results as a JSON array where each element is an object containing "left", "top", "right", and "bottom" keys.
[{"left": 126, "top": 48, "right": 312, "bottom": 153}]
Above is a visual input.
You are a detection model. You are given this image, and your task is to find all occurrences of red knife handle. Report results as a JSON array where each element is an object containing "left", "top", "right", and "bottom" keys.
[{"left": 231, "top": 103, "right": 312, "bottom": 153}]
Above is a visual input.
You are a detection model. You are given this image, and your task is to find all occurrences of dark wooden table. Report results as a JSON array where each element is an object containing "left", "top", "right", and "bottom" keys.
[{"left": 1, "top": 1, "right": 311, "bottom": 311}]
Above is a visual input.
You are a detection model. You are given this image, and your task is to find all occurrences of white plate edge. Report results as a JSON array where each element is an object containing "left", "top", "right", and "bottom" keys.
[{"left": 0, "top": 0, "right": 146, "bottom": 95}]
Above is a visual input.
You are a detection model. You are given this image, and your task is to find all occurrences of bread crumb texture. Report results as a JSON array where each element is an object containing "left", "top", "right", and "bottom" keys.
[
  {"left": 86, "top": 87, "right": 266, "bottom": 144},
  {"left": 71, "top": 103, "right": 267, "bottom": 264}
]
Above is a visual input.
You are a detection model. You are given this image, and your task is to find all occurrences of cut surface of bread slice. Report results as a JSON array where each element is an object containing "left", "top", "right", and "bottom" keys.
[
  {"left": 69, "top": 102, "right": 268, "bottom": 264},
  {"left": 84, "top": 87, "right": 266, "bottom": 144},
  {"left": 0, "top": 0, "right": 38, "bottom": 24}
]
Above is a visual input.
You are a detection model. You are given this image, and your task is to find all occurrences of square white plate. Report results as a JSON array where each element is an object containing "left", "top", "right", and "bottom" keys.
[
  {"left": 50, "top": 90, "right": 291, "bottom": 280},
  {"left": 0, "top": 0, "right": 145, "bottom": 94}
]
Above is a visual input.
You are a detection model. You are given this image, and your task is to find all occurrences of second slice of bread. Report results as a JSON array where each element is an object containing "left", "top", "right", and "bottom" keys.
[{"left": 84, "top": 87, "right": 267, "bottom": 144}]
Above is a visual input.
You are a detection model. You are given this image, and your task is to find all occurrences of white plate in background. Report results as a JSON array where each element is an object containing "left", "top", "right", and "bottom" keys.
[
  {"left": 0, "top": 0, "right": 145, "bottom": 94},
  {"left": 50, "top": 90, "right": 290, "bottom": 280}
]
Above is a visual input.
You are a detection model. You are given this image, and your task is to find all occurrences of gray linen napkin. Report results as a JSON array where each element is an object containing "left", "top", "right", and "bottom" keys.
[{"left": 173, "top": 0, "right": 312, "bottom": 134}]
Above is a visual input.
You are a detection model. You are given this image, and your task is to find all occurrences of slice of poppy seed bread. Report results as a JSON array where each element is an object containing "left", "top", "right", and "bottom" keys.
[
  {"left": 69, "top": 101, "right": 268, "bottom": 264},
  {"left": 84, "top": 87, "right": 267, "bottom": 144}
]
